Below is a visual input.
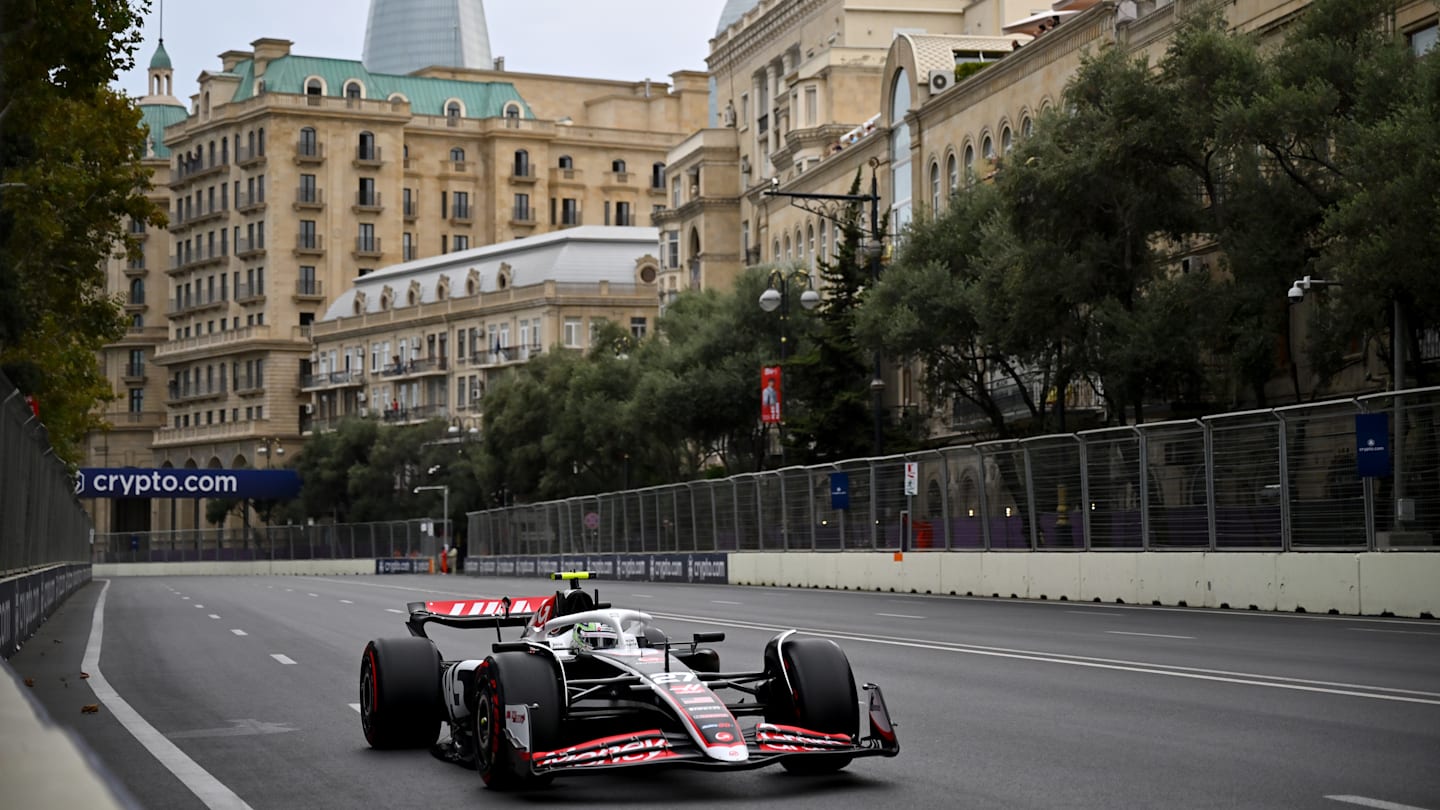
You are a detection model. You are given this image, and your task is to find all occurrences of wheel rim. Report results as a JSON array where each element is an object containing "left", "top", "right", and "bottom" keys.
[
  {"left": 360, "top": 648, "right": 379, "bottom": 740},
  {"left": 475, "top": 684, "right": 497, "bottom": 772}
]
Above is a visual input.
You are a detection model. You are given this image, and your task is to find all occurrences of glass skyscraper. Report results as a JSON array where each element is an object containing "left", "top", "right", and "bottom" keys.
[{"left": 363, "top": 0, "right": 493, "bottom": 76}]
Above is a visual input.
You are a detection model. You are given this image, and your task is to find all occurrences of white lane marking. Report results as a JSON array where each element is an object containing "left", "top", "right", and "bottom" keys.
[
  {"left": 231, "top": 630, "right": 248, "bottom": 637},
  {"left": 1068, "top": 610, "right": 1126, "bottom": 616},
  {"left": 876, "top": 612, "right": 927, "bottom": 620},
  {"left": 307, "top": 593, "right": 318, "bottom": 598},
  {"left": 84, "top": 581, "right": 254, "bottom": 809},
  {"left": 340, "top": 599, "right": 354, "bottom": 604},
  {"left": 631, "top": 594, "right": 654, "bottom": 599},
  {"left": 1326, "top": 795, "right": 1433, "bottom": 810},
  {"left": 284, "top": 589, "right": 293, "bottom": 593},
  {"left": 711, "top": 600, "right": 742, "bottom": 605},
  {"left": 646, "top": 610, "right": 1440, "bottom": 705},
  {"left": 349, "top": 703, "right": 361, "bottom": 713},
  {"left": 1350, "top": 628, "right": 1440, "bottom": 637},
  {"left": 385, "top": 608, "right": 405, "bottom": 614},
  {"left": 208, "top": 614, "right": 220, "bottom": 619},
  {"left": 181, "top": 596, "right": 190, "bottom": 600},
  {"left": 194, "top": 604, "right": 205, "bottom": 609},
  {"left": 271, "top": 654, "right": 297, "bottom": 665},
  {"left": 1106, "top": 631, "right": 1195, "bottom": 640}
]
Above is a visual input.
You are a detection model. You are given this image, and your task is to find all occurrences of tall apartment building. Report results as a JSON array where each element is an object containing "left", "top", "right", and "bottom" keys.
[{"left": 88, "top": 31, "right": 707, "bottom": 536}]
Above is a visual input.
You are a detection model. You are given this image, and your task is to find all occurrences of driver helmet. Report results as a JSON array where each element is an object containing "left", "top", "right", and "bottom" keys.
[{"left": 572, "top": 621, "right": 619, "bottom": 651}]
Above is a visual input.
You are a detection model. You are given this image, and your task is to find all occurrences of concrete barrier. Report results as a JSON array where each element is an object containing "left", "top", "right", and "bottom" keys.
[
  {"left": 93, "top": 559, "right": 376, "bottom": 577},
  {"left": 1027, "top": 554, "right": 1082, "bottom": 602},
  {"left": 1204, "top": 553, "right": 1278, "bottom": 610},
  {"left": 1358, "top": 553, "right": 1440, "bottom": 617},
  {"left": 0, "top": 662, "right": 129, "bottom": 809},
  {"left": 1276, "top": 554, "right": 1360, "bottom": 614},
  {"left": 1080, "top": 552, "right": 1139, "bottom": 604},
  {"left": 939, "top": 553, "right": 984, "bottom": 596},
  {"left": 1139, "top": 552, "right": 1206, "bottom": 607},
  {"left": 980, "top": 553, "right": 1030, "bottom": 599}
]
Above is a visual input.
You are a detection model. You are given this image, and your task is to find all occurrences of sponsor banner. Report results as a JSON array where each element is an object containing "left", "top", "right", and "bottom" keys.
[
  {"left": 467, "top": 553, "right": 728, "bottom": 585},
  {"left": 375, "top": 558, "right": 431, "bottom": 575},
  {"left": 761, "top": 366, "right": 783, "bottom": 424},
  {"left": 75, "top": 468, "right": 302, "bottom": 500},
  {"left": 1, "top": 564, "right": 91, "bottom": 659}
]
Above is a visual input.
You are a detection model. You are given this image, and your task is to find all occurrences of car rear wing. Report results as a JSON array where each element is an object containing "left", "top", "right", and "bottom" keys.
[{"left": 405, "top": 596, "right": 551, "bottom": 638}]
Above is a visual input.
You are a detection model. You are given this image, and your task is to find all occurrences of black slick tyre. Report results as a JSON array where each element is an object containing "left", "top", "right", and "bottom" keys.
[
  {"left": 360, "top": 637, "right": 443, "bottom": 749},
  {"left": 764, "top": 635, "right": 859, "bottom": 774},
  {"left": 475, "top": 651, "right": 562, "bottom": 790}
]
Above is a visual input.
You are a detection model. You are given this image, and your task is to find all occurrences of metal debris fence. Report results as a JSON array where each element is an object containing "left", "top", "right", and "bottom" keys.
[
  {"left": 1, "top": 372, "right": 94, "bottom": 576},
  {"left": 469, "top": 388, "right": 1440, "bottom": 557}
]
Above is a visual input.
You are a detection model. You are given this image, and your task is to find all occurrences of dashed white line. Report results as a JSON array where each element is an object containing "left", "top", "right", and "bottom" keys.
[
  {"left": 348, "top": 703, "right": 361, "bottom": 714},
  {"left": 1067, "top": 610, "right": 1126, "bottom": 616},
  {"left": 307, "top": 593, "right": 318, "bottom": 598},
  {"left": 1106, "top": 631, "right": 1195, "bottom": 640},
  {"left": 340, "top": 599, "right": 354, "bottom": 604},
  {"left": 385, "top": 608, "right": 405, "bottom": 614},
  {"left": 181, "top": 596, "right": 190, "bottom": 600},
  {"left": 194, "top": 604, "right": 205, "bottom": 609},
  {"left": 711, "top": 600, "right": 742, "bottom": 605},
  {"left": 208, "top": 614, "right": 220, "bottom": 619},
  {"left": 630, "top": 594, "right": 654, "bottom": 599},
  {"left": 1349, "top": 628, "right": 1440, "bottom": 637},
  {"left": 1326, "top": 795, "right": 1432, "bottom": 810},
  {"left": 876, "top": 612, "right": 927, "bottom": 620},
  {"left": 230, "top": 630, "right": 248, "bottom": 637},
  {"left": 271, "top": 654, "right": 297, "bottom": 665}
]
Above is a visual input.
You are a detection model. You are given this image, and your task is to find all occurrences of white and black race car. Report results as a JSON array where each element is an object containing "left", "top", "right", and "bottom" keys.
[{"left": 359, "top": 572, "right": 899, "bottom": 789}]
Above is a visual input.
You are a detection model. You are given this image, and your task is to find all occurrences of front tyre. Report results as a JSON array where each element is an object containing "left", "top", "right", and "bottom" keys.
[
  {"left": 764, "top": 635, "right": 859, "bottom": 774},
  {"left": 475, "top": 651, "right": 562, "bottom": 790},
  {"left": 360, "top": 637, "right": 443, "bottom": 749}
]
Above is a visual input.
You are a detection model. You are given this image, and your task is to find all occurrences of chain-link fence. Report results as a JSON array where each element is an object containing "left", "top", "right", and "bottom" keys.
[
  {"left": 469, "top": 387, "right": 1440, "bottom": 556},
  {"left": 1, "top": 372, "right": 94, "bottom": 576},
  {"left": 92, "top": 519, "right": 444, "bottom": 563}
]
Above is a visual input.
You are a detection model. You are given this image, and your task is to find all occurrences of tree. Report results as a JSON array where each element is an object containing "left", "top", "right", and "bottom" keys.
[{"left": 0, "top": 0, "right": 164, "bottom": 462}]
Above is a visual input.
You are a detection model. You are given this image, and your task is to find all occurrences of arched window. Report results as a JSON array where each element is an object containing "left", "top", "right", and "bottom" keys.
[
  {"left": 1021, "top": 116, "right": 1033, "bottom": 138},
  {"left": 358, "top": 131, "right": 376, "bottom": 161},
  {"left": 446, "top": 100, "right": 462, "bottom": 118},
  {"left": 651, "top": 162, "right": 665, "bottom": 189},
  {"left": 513, "top": 149, "right": 530, "bottom": 177},
  {"left": 947, "top": 153, "right": 958, "bottom": 194},
  {"left": 611, "top": 159, "right": 627, "bottom": 174},
  {"left": 305, "top": 77, "right": 323, "bottom": 96},
  {"left": 344, "top": 81, "right": 363, "bottom": 100},
  {"left": 129, "top": 278, "right": 143, "bottom": 301},
  {"left": 806, "top": 223, "right": 815, "bottom": 269},
  {"left": 783, "top": 234, "right": 791, "bottom": 260},
  {"left": 889, "top": 68, "right": 913, "bottom": 235},
  {"left": 503, "top": 102, "right": 521, "bottom": 119},
  {"left": 450, "top": 147, "right": 465, "bottom": 162},
  {"left": 558, "top": 155, "right": 573, "bottom": 169},
  {"left": 1001, "top": 126, "right": 1013, "bottom": 154},
  {"left": 772, "top": 239, "right": 780, "bottom": 261},
  {"left": 982, "top": 134, "right": 994, "bottom": 162},
  {"left": 963, "top": 143, "right": 975, "bottom": 184},
  {"left": 819, "top": 222, "right": 829, "bottom": 262},
  {"left": 930, "top": 161, "right": 941, "bottom": 211},
  {"left": 794, "top": 228, "right": 802, "bottom": 262}
]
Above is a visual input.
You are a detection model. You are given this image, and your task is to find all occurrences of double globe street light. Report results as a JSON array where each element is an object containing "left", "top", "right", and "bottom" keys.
[{"left": 758, "top": 268, "right": 820, "bottom": 468}]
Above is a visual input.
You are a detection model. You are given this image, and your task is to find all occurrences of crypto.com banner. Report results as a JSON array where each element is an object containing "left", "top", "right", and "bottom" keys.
[{"left": 75, "top": 468, "right": 302, "bottom": 499}]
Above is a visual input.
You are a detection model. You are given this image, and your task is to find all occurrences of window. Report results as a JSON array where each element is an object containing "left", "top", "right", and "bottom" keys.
[
  {"left": 981, "top": 134, "right": 994, "bottom": 162},
  {"left": 358, "top": 176, "right": 376, "bottom": 207},
  {"left": 806, "top": 224, "right": 815, "bottom": 269},
  {"left": 305, "top": 78, "right": 323, "bottom": 96},
  {"left": 963, "top": 144, "right": 975, "bottom": 184},
  {"left": 947, "top": 153, "right": 958, "bottom": 194},
  {"left": 513, "top": 149, "right": 530, "bottom": 177},
  {"left": 450, "top": 147, "right": 465, "bottom": 162},
  {"left": 300, "top": 173, "right": 317, "bottom": 204},
  {"left": 651, "top": 162, "right": 665, "bottom": 189},
  {"left": 358, "top": 223, "right": 376, "bottom": 252},
  {"left": 804, "top": 86, "right": 817, "bottom": 126},
  {"left": 1021, "top": 116, "right": 1033, "bottom": 139},
  {"left": 930, "top": 161, "right": 942, "bottom": 211},
  {"left": 453, "top": 235, "right": 469, "bottom": 251},
  {"left": 513, "top": 193, "right": 531, "bottom": 220},
  {"left": 344, "top": 81, "right": 362, "bottom": 100},
  {"left": 611, "top": 159, "right": 627, "bottom": 174},
  {"left": 504, "top": 102, "right": 521, "bottom": 120},
  {"left": 1412, "top": 22, "right": 1438, "bottom": 55},
  {"left": 819, "top": 222, "right": 829, "bottom": 261},
  {"left": 403, "top": 232, "right": 414, "bottom": 261},
  {"left": 889, "top": 68, "right": 913, "bottom": 235},
  {"left": 1001, "top": 126, "right": 1013, "bottom": 154},
  {"left": 665, "top": 231, "right": 679, "bottom": 268},
  {"left": 616, "top": 201, "right": 632, "bottom": 227},
  {"left": 564, "top": 318, "right": 582, "bottom": 347},
  {"left": 558, "top": 155, "right": 573, "bottom": 169},
  {"left": 630, "top": 317, "right": 648, "bottom": 339},
  {"left": 299, "top": 219, "right": 317, "bottom": 248},
  {"left": 561, "top": 198, "right": 579, "bottom": 226},
  {"left": 358, "top": 131, "right": 377, "bottom": 161},
  {"left": 447, "top": 100, "right": 462, "bottom": 119},
  {"left": 453, "top": 191, "right": 470, "bottom": 219},
  {"left": 403, "top": 187, "right": 415, "bottom": 218},
  {"left": 298, "top": 266, "right": 317, "bottom": 296}
]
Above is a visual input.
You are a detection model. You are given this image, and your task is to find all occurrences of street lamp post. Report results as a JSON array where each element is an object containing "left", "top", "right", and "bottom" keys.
[
  {"left": 758, "top": 267, "right": 820, "bottom": 466},
  {"left": 413, "top": 484, "right": 450, "bottom": 559},
  {"left": 763, "top": 159, "right": 886, "bottom": 457},
  {"left": 253, "top": 437, "right": 284, "bottom": 547}
]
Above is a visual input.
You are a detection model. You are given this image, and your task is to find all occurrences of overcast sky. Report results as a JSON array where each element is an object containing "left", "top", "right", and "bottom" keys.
[{"left": 116, "top": 0, "right": 733, "bottom": 102}]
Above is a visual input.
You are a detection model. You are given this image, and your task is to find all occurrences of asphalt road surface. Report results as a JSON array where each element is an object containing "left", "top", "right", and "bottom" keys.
[{"left": 11, "top": 574, "right": 1440, "bottom": 810}]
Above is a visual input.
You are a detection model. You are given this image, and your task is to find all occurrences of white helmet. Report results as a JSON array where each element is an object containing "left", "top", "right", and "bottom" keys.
[{"left": 571, "top": 621, "right": 618, "bottom": 651}]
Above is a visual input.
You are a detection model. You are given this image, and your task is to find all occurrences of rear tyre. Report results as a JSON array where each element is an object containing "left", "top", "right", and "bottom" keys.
[
  {"left": 763, "top": 635, "right": 859, "bottom": 774},
  {"left": 360, "top": 637, "right": 443, "bottom": 749},
  {"left": 475, "top": 651, "right": 562, "bottom": 790}
]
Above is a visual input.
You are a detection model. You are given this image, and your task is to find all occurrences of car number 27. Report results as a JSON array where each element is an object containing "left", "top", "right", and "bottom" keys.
[{"left": 649, "top": 672, "right": 698, "bottom": 684}]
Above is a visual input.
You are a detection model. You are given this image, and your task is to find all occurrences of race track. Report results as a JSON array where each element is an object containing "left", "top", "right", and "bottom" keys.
[{"left": 11, "top": 574, "right": 1440, "bottom": 810}]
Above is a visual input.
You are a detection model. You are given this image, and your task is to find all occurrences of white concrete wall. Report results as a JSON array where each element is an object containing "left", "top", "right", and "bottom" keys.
[
  {"left": 93, "top": 560, "right": 375, "bottom": 577},
  {"left": 727, "top": 552, "right": 1440, "bottom": 618}
]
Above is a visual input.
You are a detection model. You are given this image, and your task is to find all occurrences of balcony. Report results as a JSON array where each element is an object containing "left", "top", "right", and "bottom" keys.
[
  {"left": 353, "top": 236, "right": 382, "bottom": 259},
  {"left": 294, "top": 142, "right": 325, "bottom": 165},
  {"left": 449, "top": 208, "right": 472, "bottom": 226},
  {"left": 173, "top": 159, "right": 229, "bottom": 184},
  {"left": 293, "top": 188, "right": 324, "bottom": 210},
  {"left": 440, "top": 159, "right": 469, "bottom": 175},
  {"left": 153, "top": 419, "right": 272, "bottom": 448},
  {"left": 293, "top": 278, "right": 323, "bottom": 302},
  {"left": 168, "top": 245, "right": 226, "bottom": 275},
  {"left": 153, "top": 324, "right": 272, "bottom": 361},
  {"left": 233, "top": 376, "right": 265, "bottom": 396},
  {"left": 510, "top": 207, "right": 536, "bottom": 227},
  {"left": 168, "top": 292, "right": 226, "bottom": 316},
  {"left": 122, "top": 363, "right": 146, "bottom": 382},
  {"left": 602, "top": 171, "right": 633, "bottom": 191},
  {"left": 403, "top": 200, "right": 418, "bottom": 220},
  {"left": 352, "top": 191, "right": 383, "bottom": 214},
  {"left": 124, "top": 291, "right": 146, "bottom": 310},
  {"left": 108, "top": 409, "right": 164, "bottom": 429},
  {"left": 236, "top": 191, "right": 266, "bottom": 214},
  {"left": 509, "top": 168, "right": 538, "bottom": 185},
  {"left": 123, "top": 262, "right": 148, "bottom": 278},
  {"left": 478, "top": 344, "right": 543, "bottom": 367},
  {"left": 294, "top": 234, "right": 324, "bottom": 256},
  {"left": 378, "top": 357, "right": 449, "bottom": 378},
  {"left": 353, "top": 146, "right": 383, "bottom": 168},
  {"left": 235, "top": 237, "right": 265, "bottom": 259},
  {"left": 174, "top": 200, "right": 226, "bottom": 228},
  {"left": 301, "top": 368, "right": 365, "bottom": 390},
  {"left": 236, "top": 145, "right": 266, "bottom": 167},
  {"left": 549, "top": 167, "right": 585, "bottom": 186},
  {"left": 380, "top": 403, "right": 449, "bottom": 423},
  {"left": 166, "top": 380, "right": 227, "bottom": 405},
  {"left": 559, "top": 213, "right": 584, "bottom": 229},
  {"left": 235, "top": 283, "right": 265, "bottom": 304}
]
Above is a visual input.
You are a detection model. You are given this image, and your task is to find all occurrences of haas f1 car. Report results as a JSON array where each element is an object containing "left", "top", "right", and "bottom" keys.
[{"left": 359, "top": 572, "right": 899, "bottom": 789}]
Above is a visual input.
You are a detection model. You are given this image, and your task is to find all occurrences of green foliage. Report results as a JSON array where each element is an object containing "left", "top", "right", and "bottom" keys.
[
  {"left": 954, "top": 62, "right": 991, "bottom": 83},
  {"left": 0, "top": 0, "right": 164, "bottom": 462}
]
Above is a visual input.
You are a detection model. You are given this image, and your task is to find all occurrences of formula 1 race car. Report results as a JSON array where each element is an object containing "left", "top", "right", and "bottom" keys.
[{"left": 359, "top": 572, "right": 899, "bottom": 789}]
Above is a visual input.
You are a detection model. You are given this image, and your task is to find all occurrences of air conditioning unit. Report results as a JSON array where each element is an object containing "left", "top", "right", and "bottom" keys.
[
  {"left": 359, "top": 406, "right": 369, "bottom": 417},
  {"left": 471, "top": 387, "right": 483, "bottom": 399},
  {"left": 928, "top": 70, "right": 952, "bottom": 94},
  {"left": 302, "top": 403, "right": 314, "bottom": 414},
  {"left": 356, "top": 392, "right": 367, "bottom": 402}
]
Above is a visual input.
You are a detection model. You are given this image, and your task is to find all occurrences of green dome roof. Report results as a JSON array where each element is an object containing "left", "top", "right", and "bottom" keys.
[{"left": 150, "top": 40, "right": 172, "bottom": 70}]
